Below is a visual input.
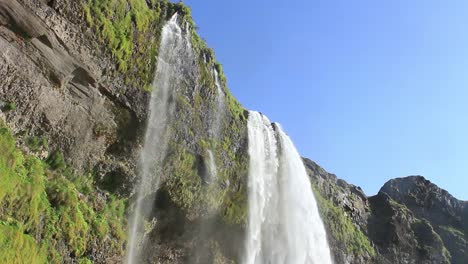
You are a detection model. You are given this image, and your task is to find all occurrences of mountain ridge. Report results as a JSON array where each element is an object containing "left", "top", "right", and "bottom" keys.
[{"left": 306, "top": 158, "right": 467, "bottom": 264}]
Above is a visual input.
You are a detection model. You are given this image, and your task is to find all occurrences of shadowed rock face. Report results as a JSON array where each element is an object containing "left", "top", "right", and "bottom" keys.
[
  {"left": 380, "top": 176, "right": 466, "bottom": 229},
  {"left": 367, "top": 192, "right": 450, "bottom": 264},
  {"left": 305, "top": 158, "right": 467, "bottom": 264},
  {"left": 380, "top": 176, "right": 468, "bottom": 264},
  {"left": 1, "top": 0, "right": 90, "bottom": 87}
]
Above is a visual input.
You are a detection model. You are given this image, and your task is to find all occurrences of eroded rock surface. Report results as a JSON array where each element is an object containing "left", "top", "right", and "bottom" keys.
[{"left": 0, "top": 0, "right": 144, "bottom": 193}]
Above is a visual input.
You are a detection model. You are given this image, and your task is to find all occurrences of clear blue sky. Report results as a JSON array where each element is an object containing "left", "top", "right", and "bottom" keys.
[{"left": 182, "top": 0, "right": 468, "bottom": 200}]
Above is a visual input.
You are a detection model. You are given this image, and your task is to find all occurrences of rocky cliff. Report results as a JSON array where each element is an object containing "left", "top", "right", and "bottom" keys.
[
  {"left": 306, "top": 157, "right": 466, "bottom": 264},
  {"left": 0, "top": 0, "right": 466, "bottom": 263}
]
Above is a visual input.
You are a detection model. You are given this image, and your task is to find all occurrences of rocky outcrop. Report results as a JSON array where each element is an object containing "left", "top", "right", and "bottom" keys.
[
  {"left": 380, "top": 176, "right": 468, "bottom": 264},
  {"left": 304, "top": 158, "right": 374, "bottom": 264},
  {"left": 305, "top": 159, "right": 465, "bottom": 264},
  {"left": 380, "top": 176, "right": 466, "bottom": 230},
  {"left": 367, "top": 192, "right": 450, "bottom": 264},
  {"left": 0, "top": 0, "right": 147, "bottom": 197}
]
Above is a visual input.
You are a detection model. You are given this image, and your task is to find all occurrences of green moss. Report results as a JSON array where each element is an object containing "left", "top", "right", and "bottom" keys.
[
  {"left": 214, "top": 62, "right": 223, "bottom": 75},
  {"left": 46, "top": 150, "right": 66, "bottom": 171},
  {"left": 0, "top": 224, "right": 47, "bottom": 264},
  {"left": 413, "top": 219, "right": 451, "bottom": 263},
  {"left": 103, "top": 195, "right": 127, "bottom": 246},
  {"left": 312, "top": 185, "right": 375, "bottom": 257},
  {"left": 222, "top": 186, "right": 247, "bottom": 225},
  {"left": 177, "top": 95, "right": 191, "bottom": 109},
  {"left": 85, "top": 0, "right": 141, "bottom": 71},
  {"left": 388, "top": 197, "right": 411, "bottom": 214},
  {"left": 218, "top": 140, "right": 248, "bottom": 225},
  {"left": 226, "top": 94, "right": 246, "bottom": 121},
  {"left": 0, "top": 121, "right": 127, "bottom": 262},
  {"left": 0, "top": 125, "right": 21, "bottom": 202},
  {"left": 47, "top": 177, "right": 91, "bottom": 256},
  {"left": 78, "top": 257, "right": 93, "bottom": 264},
  {"left": 439, "top": 225, "right": 465, "bottom": 239},
  {"left": 164, "top": 144, "right": 201, "bottom": 209},
  {"left": 83, "top": 4, "right": 93, "bottom": 26},
  {"left": 163, "top": 142, "right": 247, "bottom": 223},
  {"left": 83, "top": 0, "right": 172, "bottom": 88},
  {"left": 93, "top": 215, "right": 109, "bottom": 239},
  {"left": 2, "top": 102, "right": 16, "bottom": 112},
  {"left": 27, "top": 136, "right": 48, "bottom": 152}
]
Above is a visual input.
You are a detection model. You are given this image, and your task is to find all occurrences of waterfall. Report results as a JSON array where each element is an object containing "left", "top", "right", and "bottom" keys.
[
  {"left": 205, "top": 69, "right": 225, "bottom": 181},
  {"left": 126, "top": 13, "right": 194, "bottom": 264},
  {"left": 244, "top": 111, "right": 333, "bottom": 264},
  {"left": 206, "top": 150, "right": 217, "bottom": 182},
  {"left": 211, "top": 68, "right": 225, "bottom": 137}
]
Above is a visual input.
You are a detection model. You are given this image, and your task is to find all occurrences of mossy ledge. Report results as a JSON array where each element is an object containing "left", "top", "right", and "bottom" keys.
[{"left": 0, "top": 121, "right": 126, "bottom": 263}]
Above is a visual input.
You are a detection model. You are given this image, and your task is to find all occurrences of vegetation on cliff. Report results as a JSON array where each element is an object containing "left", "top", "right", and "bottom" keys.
[
  {"left": 0, "top": 121, "right": 126, "bottom": 263},
  {"left": 312, "top": 185, "right": 376, "bottom": 258},
  {"left": 83, "top": 0, "right": 193, "bottom": 90},
  {"left": 82, "top": 4, "right": 250, "bottom": 261},
  {"left": 161, "top": 56, "right": 248, "bottom": 226}
]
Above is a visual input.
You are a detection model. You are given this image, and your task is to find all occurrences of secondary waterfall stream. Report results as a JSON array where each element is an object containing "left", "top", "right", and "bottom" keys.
[
  {"left": 211, "top": 68, "right": 225, "bottom": 137},
  {"left": 126, "top": 14, "right": 194, "bottom": 264},
  {"left": 205, "top": 68, "right": 225, "bottom": 181},
  {"left": 244, "top": 111, "right": 333, "bottom": 264}
]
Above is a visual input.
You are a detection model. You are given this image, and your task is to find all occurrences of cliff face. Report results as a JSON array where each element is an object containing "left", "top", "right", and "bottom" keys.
[
  {"left": 1, "top": 0, "right": 247, "bottom": 262},
  {"left": 380, "top": 176, "right": 467, "bottom": 264},
  {"left": 307, "top": 157, "right": 466, "bottom": 264},
  {"left": 0, "top": 0, "right": 466, "bottom": 263},
  {"left": 0, "top": 0, "right": 146, "bottom": 196}
]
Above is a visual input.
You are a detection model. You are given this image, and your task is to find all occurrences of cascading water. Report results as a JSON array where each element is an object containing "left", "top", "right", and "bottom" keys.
[
  {"left": 126, "top": 13, "right": 194, "bottom": 264},
  {"left": 244, "top": 111, "right": 333, "bottom": 264},
  {"left": 206, "top": 149, "right": 217, "bottom": 182},
  {"left": 211, "top": 68, "right": 225, "bottom": 137},
  {"left": 205, "top": 69, "right": 225, "bottom": 181}
]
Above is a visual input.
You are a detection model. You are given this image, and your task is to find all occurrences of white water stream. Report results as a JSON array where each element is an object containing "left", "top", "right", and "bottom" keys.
[
  {"left": 244, "top": 111, "right": 333, "bottom": 264},
  {"left": 205, "top": 68, "right": 225, "bottom": 181},
  {"left": 126, "top": 13, "right": 194, "bottom": 264}
]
